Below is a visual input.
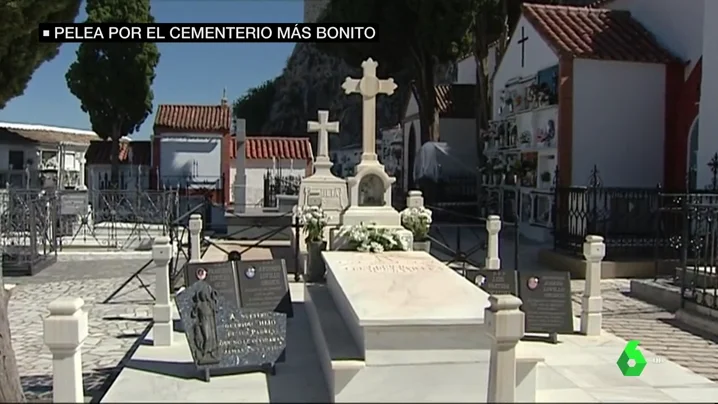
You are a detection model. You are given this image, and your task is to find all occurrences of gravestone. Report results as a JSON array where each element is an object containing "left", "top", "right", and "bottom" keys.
[
  {"left": 336, "top": 58, "right": 411, "bottom": 247},
  {"left": 236, "top": 259, "right": 292, "bottom": 315},
  {"left": 184, "top": 259, "right": 293, "bottom": 317},
  {"left": 297, "top": 110, "right": 349, "bottom": 227},
  {"left": 518, "top": 270, "right": 573, "bottom": 335},
  {"left": 465, "top": 269, "right": 572, "bottom": 339},
  {"left": 175, "top": 281, "right": 287, "bottom": 381},
  {"left": 472, "top": 269, "right": 518, "bottom": 296}
]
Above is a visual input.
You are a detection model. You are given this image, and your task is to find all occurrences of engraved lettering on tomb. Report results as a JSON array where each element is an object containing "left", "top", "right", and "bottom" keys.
[{"left": 338, "top": 256, "right": 442, "bottom": 273}]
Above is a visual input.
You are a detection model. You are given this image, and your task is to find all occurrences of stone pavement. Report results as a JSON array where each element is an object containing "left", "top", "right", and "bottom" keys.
[
  {"left": 570, "top": 279, "right": 718, "bottom": 383},
  {"left": 102, "top": 281, "right": 718, "bottom": 403},
  {"left": 7, "top": 242, "right": 283, "bottom": 402},
  {"left": 8, "top": 259, "right": 156, "bottom": 402}
]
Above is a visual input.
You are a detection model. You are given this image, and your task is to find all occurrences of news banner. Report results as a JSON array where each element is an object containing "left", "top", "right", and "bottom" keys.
[{"left": 39, "top": 23, "right": 378, "bottom": 43}]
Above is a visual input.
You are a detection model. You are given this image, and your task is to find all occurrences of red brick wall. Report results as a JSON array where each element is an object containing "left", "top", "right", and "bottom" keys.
[{"left": 665, "top": 59, "right": 701, "bottom": 191}]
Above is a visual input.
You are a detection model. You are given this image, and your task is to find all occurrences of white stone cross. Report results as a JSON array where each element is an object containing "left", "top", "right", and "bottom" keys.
[
  {"left": 307, "top": 110, "right": 340, "bottom": 164},
  {"left": 342, "top": 58, "right": 397, "bottom": 161}
]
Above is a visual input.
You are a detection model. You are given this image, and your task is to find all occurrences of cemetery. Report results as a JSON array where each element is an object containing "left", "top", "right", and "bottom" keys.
[{"left": 6, "top": 56, "right": 713, "bottom": 403}]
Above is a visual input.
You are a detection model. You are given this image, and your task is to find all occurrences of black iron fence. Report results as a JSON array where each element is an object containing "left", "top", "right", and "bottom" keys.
[
  {"left": 263, "top": 172, "right": 301, "bottom": 208},
  {"left": 1, "top": 189, "right": 58, "bottom": 275},
  {"left": 417, "top": 175, "right": 480, "bottom": 223}
]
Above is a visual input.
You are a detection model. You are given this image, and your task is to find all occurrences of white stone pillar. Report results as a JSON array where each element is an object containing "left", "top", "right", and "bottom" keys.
[
  {"left": 486, "top": 294, "right": 524, "bottom": 403},
  {"left": 406, "top": 190, "right": 424, "bottom": 208},
  {"left": 485, "top": 215, "right": 502, "bottom": 270},
  {"left": 43, "top": 297, "right": 88, "bottom": 403},
  {"left": 188, "top": 213, "right": 202, "bottom": 262},
  {"left": 153, "top": 236, "right": 173, "bottom": 346},
  {"left": 581, "top": 235, "right": 605, "bottom": 336},
  {"left": 78, "top": 156, "right": 87, "bottom": 190}
]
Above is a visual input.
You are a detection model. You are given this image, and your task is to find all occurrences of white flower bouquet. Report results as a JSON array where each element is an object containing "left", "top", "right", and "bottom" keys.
[
  {"left": 400, "top": 206, "right": 432, "bottom": 241},
  {"left": 297, "top": 205, "right": 328, "bottom": 243},
  {"left": 345, "top": 223, "right": 408, "bottom": 253}
]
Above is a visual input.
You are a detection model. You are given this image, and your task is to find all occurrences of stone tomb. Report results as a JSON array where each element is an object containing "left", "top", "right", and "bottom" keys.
[
  {"left": 305, "top": 251, "right": 543, "bottom": 401},
  {"left": 184, "top": 259, "right": 293, "bottom": 318},
  {"left": 175, "top": 280, "right": 287, "bottom": 380}
]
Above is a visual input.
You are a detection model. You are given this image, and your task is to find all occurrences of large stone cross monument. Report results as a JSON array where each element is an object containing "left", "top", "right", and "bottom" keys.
[
  {"left": 297, "top": 110, "right": 348, "bottom": 230},
  {"left": 337, "top": 58, "right": 407, "bottom": 237}
]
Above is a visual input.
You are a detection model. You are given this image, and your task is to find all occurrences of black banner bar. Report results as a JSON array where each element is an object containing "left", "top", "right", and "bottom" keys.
[{"left": 39, "top": 23, "right": 379, "bottom": 43}]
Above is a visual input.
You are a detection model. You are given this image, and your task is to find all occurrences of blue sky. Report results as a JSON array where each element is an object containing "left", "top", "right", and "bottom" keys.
[{"left": 0, "top": 0, "right": 302, "bottom": 139}]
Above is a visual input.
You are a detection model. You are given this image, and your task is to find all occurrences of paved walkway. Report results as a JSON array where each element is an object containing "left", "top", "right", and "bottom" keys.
[
  {"left": 7, "top": 234, "right": 718, "bottom": 401},
  {"left": 7, "top": 242, "right": 281, "bottom": 402}
]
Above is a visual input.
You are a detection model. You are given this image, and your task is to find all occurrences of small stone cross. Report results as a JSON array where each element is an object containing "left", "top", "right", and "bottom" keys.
[
  {"left": 307, "top": 110, "right": 339, "bottom": 163},
  {"left": 342, "top": 58, "right": 397, "bottom": 161}
]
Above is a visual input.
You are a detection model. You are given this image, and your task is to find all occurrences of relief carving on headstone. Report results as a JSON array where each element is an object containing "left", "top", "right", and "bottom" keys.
[
  {"left": 358, "top": 174, "right": 385, "bottom": 206},
  {"left": 190, "top": 283, "right": 221, "bottom": 365}
]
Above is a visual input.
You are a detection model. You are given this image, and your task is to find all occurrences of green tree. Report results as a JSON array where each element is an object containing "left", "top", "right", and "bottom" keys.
[
  {"left": 0, "top": 0, "right": 82, "bottom": 110},
  {"left": 233, "top": 77, "right": 278, "bottom": 134},
  {"left": 0, "top": 2, "right": 82, "bottom": 400},
  {"left": 318, "top": 0, "right": 473, "bottom": 144},
  {"left": 66, "top": 0, "right": 160, "bottom": 187}
]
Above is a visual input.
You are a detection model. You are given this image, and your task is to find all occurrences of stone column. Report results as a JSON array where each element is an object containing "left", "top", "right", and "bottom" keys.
[
  {"left": 486, "top": 294, "right": 524, "bottom": 403},
  {"left": 78, "top": 156, "right": 87, "bottom": 190},
  {"left": 43, "top": 297, "right": 88, "bottom": 403},
  {"left": 188, "top": 213, "right": 202, "bottom": 262},
  {"left": 485, "top": 215, "right": 501, "bottom": 270},
  {"left": 233, "top": 118, "right": 247, "bottom": 213},
  {"left": 581, "top": 235, "right": 605, "bottom": 336},
  {"left": 406, "top": 190, "right": 424, "bottom": 208},
  {"left": 153, "top": 236, "right": 173, "bottom": 346}
]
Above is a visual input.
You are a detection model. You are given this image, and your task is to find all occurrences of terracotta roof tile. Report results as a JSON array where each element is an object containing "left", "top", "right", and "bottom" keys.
[
  {"left": 523, "top": 4, "right": 680, "bottom": 63},
  {"left": 154, "top": 104, "right": 231, "bottom": 133},
  {"left": 85, "top": 140, "right": 152, "bottom": 165},
  {"left": 240, "top": 137, "right": 313, "bottom": 160}
]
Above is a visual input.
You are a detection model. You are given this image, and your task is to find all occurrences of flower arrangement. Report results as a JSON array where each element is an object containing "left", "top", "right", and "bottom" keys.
[
  {"left": 297, "top": 205, "right": 328, "bottom": 243},
  {"left": 400, "top": 206, "right": 432, "bottom": 241},
  {"left": 345, "top": 223, "right": 408, "bottom": 253}
]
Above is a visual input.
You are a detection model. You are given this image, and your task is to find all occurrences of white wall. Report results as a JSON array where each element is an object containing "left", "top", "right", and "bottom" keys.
[
  {"left": 88, "top": 164, "right": 150, "bottom": 190},
  {"left": 456, "top": 56, "right": 477, "bottom": 84},
  {"left": 572, "top": 59, "right": 665, "bottom": 187},
  {"left": 159, "top": 134, "right": 222, "bottom": 184},
  {"left": 608, "top": 0, "right": 704, "bottom": 77},
  {"left": 697, "top": 0, "right": 718, "bottom": 188},
  {"left": 242, "top": 159, "right": 307, "bottom": 208},
  {"left": 492, "top": 16, "right": 559, "bottom": 120}
]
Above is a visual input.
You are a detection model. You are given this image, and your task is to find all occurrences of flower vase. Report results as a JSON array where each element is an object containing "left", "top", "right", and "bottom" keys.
[
  {"left": 413, "top": 240, "right": 431, "bottom": 253},
  {"left": 306, "top": 240, "right": 327, "bottom": 282}
]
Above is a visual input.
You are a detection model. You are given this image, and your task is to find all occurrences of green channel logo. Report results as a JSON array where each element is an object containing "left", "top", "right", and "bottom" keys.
[{"left": 617, "top": 340, "right": 647, "bottom": 376}]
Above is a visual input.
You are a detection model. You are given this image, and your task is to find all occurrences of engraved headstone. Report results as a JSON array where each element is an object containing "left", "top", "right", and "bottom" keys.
[
  {"left": 184, "top": 259, "right": 293, "bottom": 317},
  {"left": 236, "top": 259, "right": 293, "bottom": 316},
  {"left": 176, "top": 281, "right": 287, "bottom": 380},
  {"left": 471, "top": 269, "right": 518, "bottom": 296},
  {"left": 518, "top": 270, "right": 573, "bottom": 334}
]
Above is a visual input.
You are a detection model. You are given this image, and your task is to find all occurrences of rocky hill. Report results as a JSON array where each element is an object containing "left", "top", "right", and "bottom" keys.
[{"left": 261, "top": 43, "right": 410, "bottom": 148}]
